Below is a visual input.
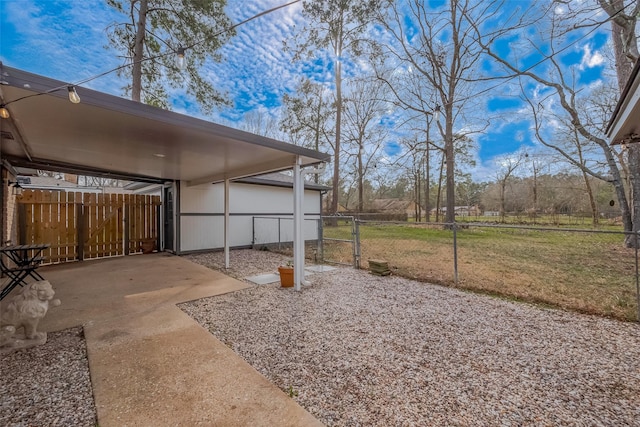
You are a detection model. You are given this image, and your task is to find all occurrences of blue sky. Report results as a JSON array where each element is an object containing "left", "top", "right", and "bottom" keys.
[{"left": 0, "top": 0, "right": 613, "bottom": 181}]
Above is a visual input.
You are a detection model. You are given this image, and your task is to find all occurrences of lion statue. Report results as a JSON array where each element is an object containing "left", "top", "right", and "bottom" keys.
[{"left": 1, "top": 280, "right": 60, "bottom": 343}]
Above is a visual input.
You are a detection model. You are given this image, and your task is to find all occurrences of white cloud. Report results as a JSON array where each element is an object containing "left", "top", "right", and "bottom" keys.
[{"left": 579, "top": 44, "right": 604, "bottom": 70}]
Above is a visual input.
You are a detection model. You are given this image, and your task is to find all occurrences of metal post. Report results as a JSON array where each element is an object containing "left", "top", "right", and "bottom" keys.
[
  {"left": 453, "top": 222, "right": 458, "bottom": 284},
  {"left": 293, "top": 157, "right": 304, "bottom": 291},
  {"left": 633, "top": 232, "right": 640, "bottom": 322},
  {"left": 224, "top": 178, "right": 230, "bottom": 269},
  {"left": 278, "top": 218, "right": 281, "bottom": 251},
  {"left": 317, "top": 217, "right": 323, "bottom": 264},
  {"left": 354, "top": 219, "right": 361, "bottom": 269}
]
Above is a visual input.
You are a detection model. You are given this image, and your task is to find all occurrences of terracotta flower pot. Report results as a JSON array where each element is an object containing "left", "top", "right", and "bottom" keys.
[
  {"left": 278, "top": 266, "right": 294, "bottom": 288},
  {"left": 141, "top": 239, "right": 155, "bottom": 254}
]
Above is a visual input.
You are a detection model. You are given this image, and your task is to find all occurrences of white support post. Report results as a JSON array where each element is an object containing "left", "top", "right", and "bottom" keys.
[
  {"left": 224, "top": 178, "right": 230, "bottom": 269},
  {"left": 293, "top": 157, "right": 305, "bottom": 291}
]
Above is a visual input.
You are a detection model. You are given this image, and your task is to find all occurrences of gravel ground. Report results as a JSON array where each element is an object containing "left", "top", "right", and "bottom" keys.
[
  {"left": 2, "top": 249, "right": 638, "bottom": 426},
  {"left": 182, "top": 249, "right": 640, "bottom": 426},
  {"left": 0, "top": 327, "right": 97, "bottom": 427}
]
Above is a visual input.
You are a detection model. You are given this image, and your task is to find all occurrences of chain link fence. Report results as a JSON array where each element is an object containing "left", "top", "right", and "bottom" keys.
[
  {"left": 347, "top": 220, "right": 639, "bottom": 322},
  {"left": 252, "top": 216, "right": 324, "bottom": 264},
  {"left": 320, "top": 216, "right": 359, "bottom": 266},
  {"left": 253, "top": 216, "right": 638, "bottom": 321}
]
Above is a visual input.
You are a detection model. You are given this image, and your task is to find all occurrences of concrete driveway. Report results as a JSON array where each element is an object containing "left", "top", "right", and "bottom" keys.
[{"left": 37, "top": 253, "right": 323, "bottom": 427}]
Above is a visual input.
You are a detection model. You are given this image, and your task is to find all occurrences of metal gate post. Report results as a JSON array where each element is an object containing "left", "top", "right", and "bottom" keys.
[
  {"left": 453, "top": 222, "right": 459, "bottom": 284},
  {"left": 318, "top": 218, "right": 324, "bottom": 264},
  {"left": 353, "top": 218, "right": 361, "bottom": 269},
  {"left": 278, "top": 217, "right": 281, "bottom": 251}
]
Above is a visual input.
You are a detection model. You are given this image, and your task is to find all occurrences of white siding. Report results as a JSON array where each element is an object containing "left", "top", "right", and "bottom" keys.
[{"left": 179, "top": 181, "right": 322, "bottom": 252}]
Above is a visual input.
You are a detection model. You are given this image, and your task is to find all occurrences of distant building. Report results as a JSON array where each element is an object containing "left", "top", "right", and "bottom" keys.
[
  {"left": 372, "top": 199, "right": 419, "bottom": 218},
  {"left": 431, "top": 205, "right": 482, "bottom": 217}
]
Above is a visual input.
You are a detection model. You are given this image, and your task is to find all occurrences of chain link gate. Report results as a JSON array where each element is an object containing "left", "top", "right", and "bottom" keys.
[{"left": 320, "top": 216, "right": 360, "bottom": 267}]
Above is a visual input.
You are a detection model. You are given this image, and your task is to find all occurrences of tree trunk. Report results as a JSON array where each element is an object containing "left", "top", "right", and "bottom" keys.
[
  {"left": 611, "top": 19, "right": 633, "bottom": 92},
  {"left": 500, "top": 181, "right": 506, "bottom": 223},
  {"left": 608, "top": 0, "right": 639, "bottom": 90},
  {"left": 607, "top": 0, "right": 639, "bottom": 246},
  {"left": 313, "top": 104, "right": 322, "bottom": 184},
  {"left": 131, "top": 0, "right": 148, "bottom": 103},
  {"left": 532, "top": 166, "right": 538, "bottom": 223},
  {"left": 425, "top": 121, "right": 431, "bottom": 222},
  {"left": 415, "top": 168, "right": 421, "bottom": 221},
  {"left": 580, "top": 170, "right": 599, "bottom": 226},
  {"left": 331, "top": 59, "right": 342, "bottom": 214},
  {"left": 357, "top": 139, "right": 363, "bottom": 212},
  {"left": 444, "top": 110, "right": 455, "bottom": 224},
  {"left": 436, "top": 153, "right": 445, "bottom": 222},
  {"left": 607, "top": 143, "right": 634, "bottom": 235}
]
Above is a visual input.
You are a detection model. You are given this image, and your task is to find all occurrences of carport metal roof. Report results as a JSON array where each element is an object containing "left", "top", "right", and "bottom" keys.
[{"left": 0, "top": 65, "right": 329, "bottom": 184}]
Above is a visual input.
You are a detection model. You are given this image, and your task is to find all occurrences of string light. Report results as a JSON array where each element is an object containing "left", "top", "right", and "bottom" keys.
[
  {"left": 176, "top": 47, "right": 186, "bottom": 70},
  {"left": 0, "top": 104, "right": 9, "bottom": 119},
  {"left": 67, "top": 86, "right": 81, "bottom": 104}
]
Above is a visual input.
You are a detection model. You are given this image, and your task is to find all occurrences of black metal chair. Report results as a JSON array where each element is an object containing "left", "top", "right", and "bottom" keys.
[{"left": 0, "top": 257, "right": 37, "bottom": 300}]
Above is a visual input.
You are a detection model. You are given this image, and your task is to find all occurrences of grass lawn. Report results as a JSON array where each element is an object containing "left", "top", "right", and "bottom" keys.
[{"left": 322, "top": 222, "right": 638, "bottom": 321}]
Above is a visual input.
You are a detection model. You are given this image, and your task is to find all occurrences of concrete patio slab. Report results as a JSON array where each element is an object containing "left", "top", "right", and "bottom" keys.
[
  {"left": 305, "top": 265, "right": 337, "bottom": 273},
  {"left": 245, "top": 273, "right": 280, "bottom": 285},
  {"left": 27, "top": 253, "right": 323, "bottom": 427},
  {"left": 245, "top": 265, "right": 335, "bottom": 285}
]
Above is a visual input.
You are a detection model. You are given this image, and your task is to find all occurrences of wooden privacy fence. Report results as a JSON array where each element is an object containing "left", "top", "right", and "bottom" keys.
[{"left": 16, "top": 190, "right": 161, "bottom": 264}]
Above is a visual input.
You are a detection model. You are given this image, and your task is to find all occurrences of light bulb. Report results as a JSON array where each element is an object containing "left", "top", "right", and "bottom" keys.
[
  {"left": 176, "top": 47, "right": 186, "bottom": 70},
  {"left": 68, "top": 86, "right": 81, "bottom": 104},
  {"left": 434, "top": 105, "right": 441, "bottom": 121},
  {"left": 0, "top": 105, "right": 9, "bottom": 119}
]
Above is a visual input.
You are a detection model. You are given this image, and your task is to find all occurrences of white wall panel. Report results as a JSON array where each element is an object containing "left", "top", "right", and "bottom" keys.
[
  {"left": 179, "top": 182, "right": 320, "bottom": 214},
  {"left": 179, "top": 180, "right": 323, "bottom": 252},
  {"left": 180, "top": 184, "right": 223, "bottom": 213},
  {"left": 180, "top": 216, "right": 256, "bottom": 252}
]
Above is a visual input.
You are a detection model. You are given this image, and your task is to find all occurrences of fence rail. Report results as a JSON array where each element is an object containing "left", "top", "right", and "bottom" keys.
[
  {"left": 253, "top": 216, "right": 638, "bottom": 321},
  {"left": 322, "top": 219, "right": 639, "bottom": 322}
]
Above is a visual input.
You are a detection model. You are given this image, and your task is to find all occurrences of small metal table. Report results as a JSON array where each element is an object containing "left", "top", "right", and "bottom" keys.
[{"left": 0, "top": 244, "right": 50, "bottom": 300}]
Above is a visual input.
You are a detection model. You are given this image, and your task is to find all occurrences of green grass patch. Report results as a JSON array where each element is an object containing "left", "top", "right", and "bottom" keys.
[{"left": 322, "top": 222, "right": 637, "bottom": 321}]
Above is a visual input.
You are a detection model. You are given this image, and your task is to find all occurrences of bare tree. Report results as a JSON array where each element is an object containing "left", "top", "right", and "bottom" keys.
[
  {"left": 495, "top": 154, "right": 524, "bottom": 222},
  {"left": 395, "top": 136, "right": 427, "bottom": 219},
  {"left": 376, "top": 0, "right": 497, "bottom": 224},
  {"left": 521, "top": 151, "right": 550, "bottom": 223},
  {"left": 342, "top": 78, "right": 388, "bottom": 212},
  {"left": 240, "top": 110, "right": 281, "bottom": 139},
  {"left": 472, "top": 1, "right": 638, "bottom": 244},
  {"left": 373, "top": 65, "right": 439, "bottom": 221},
  {"left": 288, "top": 0, "right": 381, "bottom": 214},
  {"left": 280, "top": 79, "right": 334, "bottom": 159}
]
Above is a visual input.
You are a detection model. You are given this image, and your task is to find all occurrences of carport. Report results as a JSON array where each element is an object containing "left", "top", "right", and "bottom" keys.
[{"left": 0, "top": 64, "right": 329, "bottom": 289}]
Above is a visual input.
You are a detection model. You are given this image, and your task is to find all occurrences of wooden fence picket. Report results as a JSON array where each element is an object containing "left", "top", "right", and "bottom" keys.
[{"left": 16, "top": 189, "right": 160, "bottom": 264}]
